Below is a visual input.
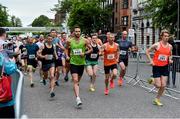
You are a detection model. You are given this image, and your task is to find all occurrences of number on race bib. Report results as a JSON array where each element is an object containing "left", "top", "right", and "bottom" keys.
[
  {"left": 107, "top": 54, "right": 115, "bottom": 60},
  {"left": 90, "top": 54, "right": 98, "bottom": 59},
  {"left": 73, "top": 49, "right": 82, "bottom": 55},
  {"left": 29, "top": 54, "right": 35, "bottom": 59},
  {"left": 46, "top": 55, "right": 53, "bottom": 60},
  {"left": 120, "top": 50, "right": 127, "bottom": 55},
  {"left": 158, "top": 55, "right": 167, "bottom": 61},
  {"left": 23, "top": 51, "right": 27, "bottom": 55}
]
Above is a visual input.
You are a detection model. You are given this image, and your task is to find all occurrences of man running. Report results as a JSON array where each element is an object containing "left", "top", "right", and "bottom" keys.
[
  {"left": 26, "top": 37, "right": 39, "bottom": 87},
  {"left": 146, "top": 29, "right": 173, "bottom": 106},
  {"left": 118, "top": 31, "right": 132, "bottom": 86},
  {"left": 36, "top": 35, "right": 45, "bottom": 82},
  {"left": 55, "top": 32, "right": 67, "bottom": 85},
  {"left": 66, "top": 26, "right": 92, "bottom": 107},
  {"left": 18, "top": 38, "right": 28, "bottom": 73},
  {"left": 37, "top": 35, "right": 58, "bottom": 98},
  {"left": 101, "top": 34, "right": 120, "bottom": 95},
  {"left": 85, "top": 34, "right": 101, "bottom": 92}
]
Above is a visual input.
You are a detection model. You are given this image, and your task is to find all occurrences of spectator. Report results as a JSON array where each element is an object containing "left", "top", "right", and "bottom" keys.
[{"left": 0, "top": 28, "right": 15, "bottom": 118}]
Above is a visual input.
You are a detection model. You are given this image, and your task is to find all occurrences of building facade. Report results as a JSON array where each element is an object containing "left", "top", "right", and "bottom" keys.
[
  {"left": 131, "top": 0, "right": 160, "bottom": 52},
  {"left": 114, "top": 0, "right": 132, "bottom": 32}
]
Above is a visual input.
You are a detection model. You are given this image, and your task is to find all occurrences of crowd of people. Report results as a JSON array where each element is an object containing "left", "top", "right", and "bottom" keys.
[{"left": 0, "top": 26, "right": 174, "bottom": 118}]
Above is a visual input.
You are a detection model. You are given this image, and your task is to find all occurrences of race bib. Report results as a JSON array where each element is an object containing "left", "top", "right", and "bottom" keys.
[
  {"left": 22, "top": 48, "right": 26, "bottom": 51},
  {"left": 107, "top": 54, "right": 115, "bottom": 60},
  {"left": 90, "top": 54, "right": 98, "bottom": 59},
  {"left": 46, "top": 55, "right": 53, "bottom": 60},
  {"left": 158, "top": 55, "right": 168, "bottom": 61},
  {"left": 29, "top": 54, "right": 35, "bottom": 59},
  {"left": 120, "top": 50, "right": 127, "bottom": 55},
  {"left": 23, "top": 51, "right": 27, "bottom": 55},
  {"left": 73, "top": 49, "right": 82, "bottom": 55}
]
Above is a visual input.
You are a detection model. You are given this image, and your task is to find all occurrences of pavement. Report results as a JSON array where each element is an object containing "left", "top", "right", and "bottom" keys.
[{"left": 22, "top": 59, "right": 180, "bottom": 118}]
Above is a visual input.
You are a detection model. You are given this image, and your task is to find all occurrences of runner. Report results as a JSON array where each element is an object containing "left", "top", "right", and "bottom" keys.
[
  {"left": 85, "top": 34, "right": 101, "bottom": 92},
  {"left": 55, "top": 32, "right": 67, "bottom": 85},
  {"left": 18, "top": 38, "right": 28, "bottom": 73},
  {"left": 101, "top": 34, "right": 120, "bottom": 95},
  {"left": 37, "top": 35, "right": 58, "bottom": 98},
  {"left": 146, "top": 29, "right": 173, "bottom": 106},
  {"left": 118, "top": 31, "right": 132, "bottom": 86},
  {"left": 36, "top": 35, "right": 45, "bottom": 82},
  {"left": 66, "top": 26, "right": 92, "bottom": 107},
  {"left": 26, "top": 37, "right": 39, "bottom": 87}
]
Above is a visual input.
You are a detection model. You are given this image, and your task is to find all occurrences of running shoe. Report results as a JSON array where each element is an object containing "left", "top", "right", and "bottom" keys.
[
  {"left": 110, "top": 79, "right": 115, "bottom": 88},
  {"left": 64, "top": 75, "right": 69, "bottom": 82},
  {"left": 153, "top": 98, "right": 163, "bottom": 106},
  {"left": 76, "top": 97, "right": 82, "bottom": 106},
  {"left": 118, "top": 77, "right": 123, "bottom": 86},
  {"left": 30, "top": 83, "right": 34, "bottom": 88},
  {"left": 148, "top": 78, "right": 154, "bottom": 84},
  {"left": 55, "top": 81, "right": 60, "bottom": 86},
  {"left": 43, "top": 79, "right": 46, "bottom": 85},
  {"left": 104, "top": 88, "right": 109, "bottom": 95},
  {"left": 50, "top": 91, "right": 55, "bottom": 98},
  {"left": 89, "top": 85, "right": 95, "bottom": 92}
]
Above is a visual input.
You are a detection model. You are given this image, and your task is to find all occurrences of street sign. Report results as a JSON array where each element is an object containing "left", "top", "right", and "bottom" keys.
[{"left": 128, "top": 29, "right": 135, "bottom": 37}]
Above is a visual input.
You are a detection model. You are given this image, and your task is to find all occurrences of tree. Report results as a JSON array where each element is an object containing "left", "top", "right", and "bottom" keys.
[
  {"left": 0, "top": 4, "right": 22, "bottom": 27},
  {"left": 0, "top": 4, "right": 10, "bottom": 26},
  {"left": 10, "top": 15, "right": 22, "bottom": 27},
  {"left": 144, "top": 0, "right": 178, "bottom": 34},
  {"left": 32, "top": 15, "right": 53, "bottom": 27},
  {"left": 52, "top": 0, "right": 113, "bottom": 34}
]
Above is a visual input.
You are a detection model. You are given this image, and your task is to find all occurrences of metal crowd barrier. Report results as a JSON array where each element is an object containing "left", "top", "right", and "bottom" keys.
[
  {"left": 125, "top": 52, "right": 180, "bottom": 100},
  {"left": 11, "top": 69, "right": 27, "bottom": 119}
]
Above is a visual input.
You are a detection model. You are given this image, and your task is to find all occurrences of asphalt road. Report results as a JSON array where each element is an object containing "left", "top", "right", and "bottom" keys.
[{"left": 22, "top": 60, "right": 180, "bottom": 118}]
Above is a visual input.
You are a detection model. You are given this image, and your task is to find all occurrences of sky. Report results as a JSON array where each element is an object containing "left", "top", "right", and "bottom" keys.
[{"left": 0, "top": 0, "right": 58, "bottom": 26}]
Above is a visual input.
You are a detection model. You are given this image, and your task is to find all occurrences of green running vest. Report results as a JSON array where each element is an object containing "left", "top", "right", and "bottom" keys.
[{"left": 70, "top": 37, "right": 86, "bottom": 65}]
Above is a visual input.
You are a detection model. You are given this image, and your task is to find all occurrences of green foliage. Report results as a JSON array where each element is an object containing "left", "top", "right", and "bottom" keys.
[
  {"left": 0, "top": 4, "right": 22, "bottom": 27},
  {"left": 144, "top": 0, "right": 177, "bottom": 34},
  {"left": 53, "top": 0, "right": 113, "bottom": 34},
  {"left": 0, "top": 4, "right": 10, "bottom": 26},
  {"left": 32, "top": 15, "right": 54, "bottom": 27},
  {"left": 10, "top": 15, "right": 22, "bottom": 27}
]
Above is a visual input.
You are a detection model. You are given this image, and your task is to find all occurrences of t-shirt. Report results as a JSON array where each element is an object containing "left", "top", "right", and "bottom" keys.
[
  {"left": 52, "top": 37, "right": 60, "bottom": 45},
  {"left": 36, "top": 41, "right": 44, "bottom": 49},
  {"left": 118, "top": 39, "right": 132, "bottom": 59},
  {"left": 25, "top": 43, "right": 39, "bottom": 59}
]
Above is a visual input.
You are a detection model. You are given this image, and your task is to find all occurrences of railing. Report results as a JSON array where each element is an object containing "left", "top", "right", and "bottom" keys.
[
  {"left": 11, "top": 69, "right": 27, "bottom": 119},
  {"left": 126, "top": 52, "right": 180, "bottom": 100}
]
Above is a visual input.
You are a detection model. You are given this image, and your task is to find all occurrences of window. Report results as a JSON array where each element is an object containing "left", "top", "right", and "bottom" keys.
[
  {"left": 122, "top": 0, "right": 128, "bottom": 9},
  {"left": 115, "top": 18, "right": 117, "bottom": 24},
  {"left": 116, "top": 2, "right": 118, "bottom": 12},
  {"left": 121, "top": 16, "right": 128, "bottom": 26}
]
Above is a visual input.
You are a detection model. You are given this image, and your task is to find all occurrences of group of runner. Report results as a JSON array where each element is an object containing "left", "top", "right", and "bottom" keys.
[{"left": 7, "top": 27, "right": 173, "bottom": 107}]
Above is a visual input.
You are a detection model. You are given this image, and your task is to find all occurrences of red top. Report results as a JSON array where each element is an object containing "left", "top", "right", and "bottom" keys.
[
  {"left": 153, "top": 42, "right": 171, "bottom": 66},
  {"left": 104, "top": 42, "right": 118, "bottom": 66}
]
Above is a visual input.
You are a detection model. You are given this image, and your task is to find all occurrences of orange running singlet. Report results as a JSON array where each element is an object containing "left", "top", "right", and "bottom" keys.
[
  {"left": 153, "top": 42, "right": 171, "bottom": 66},
  {"left": 104, "top": 42, "right": 118, "bottom": 66}
]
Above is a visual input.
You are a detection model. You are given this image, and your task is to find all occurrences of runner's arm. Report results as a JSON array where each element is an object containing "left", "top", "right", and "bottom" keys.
[
  {"left": 146, "top": 43, "right": 158, "bottom": 64},
  {"left": 169, "top": 44, "right": 173, "bottom": 63},
  {"left": 65, "top": 39, "right": 70, "bottom": 59},
  {"left": 37, "top": 45, "right": 45, "bottom": 59},
  {"left": 84, "top": 39, "right": 92, "bottom": 55},
  {"left": 117, "top": 44, "right": 120, "bottom": 62}
]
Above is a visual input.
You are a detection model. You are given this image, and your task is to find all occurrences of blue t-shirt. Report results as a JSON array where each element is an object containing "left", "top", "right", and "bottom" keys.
[
  {"left": 25, "top": 43, "right": 39, "bottom": 56},
  {"left": 118, "top": 39, "right": 132, "bottom": 59},
  {"left": 52, "top": 37, "right": 60, "bottom": 45}
]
